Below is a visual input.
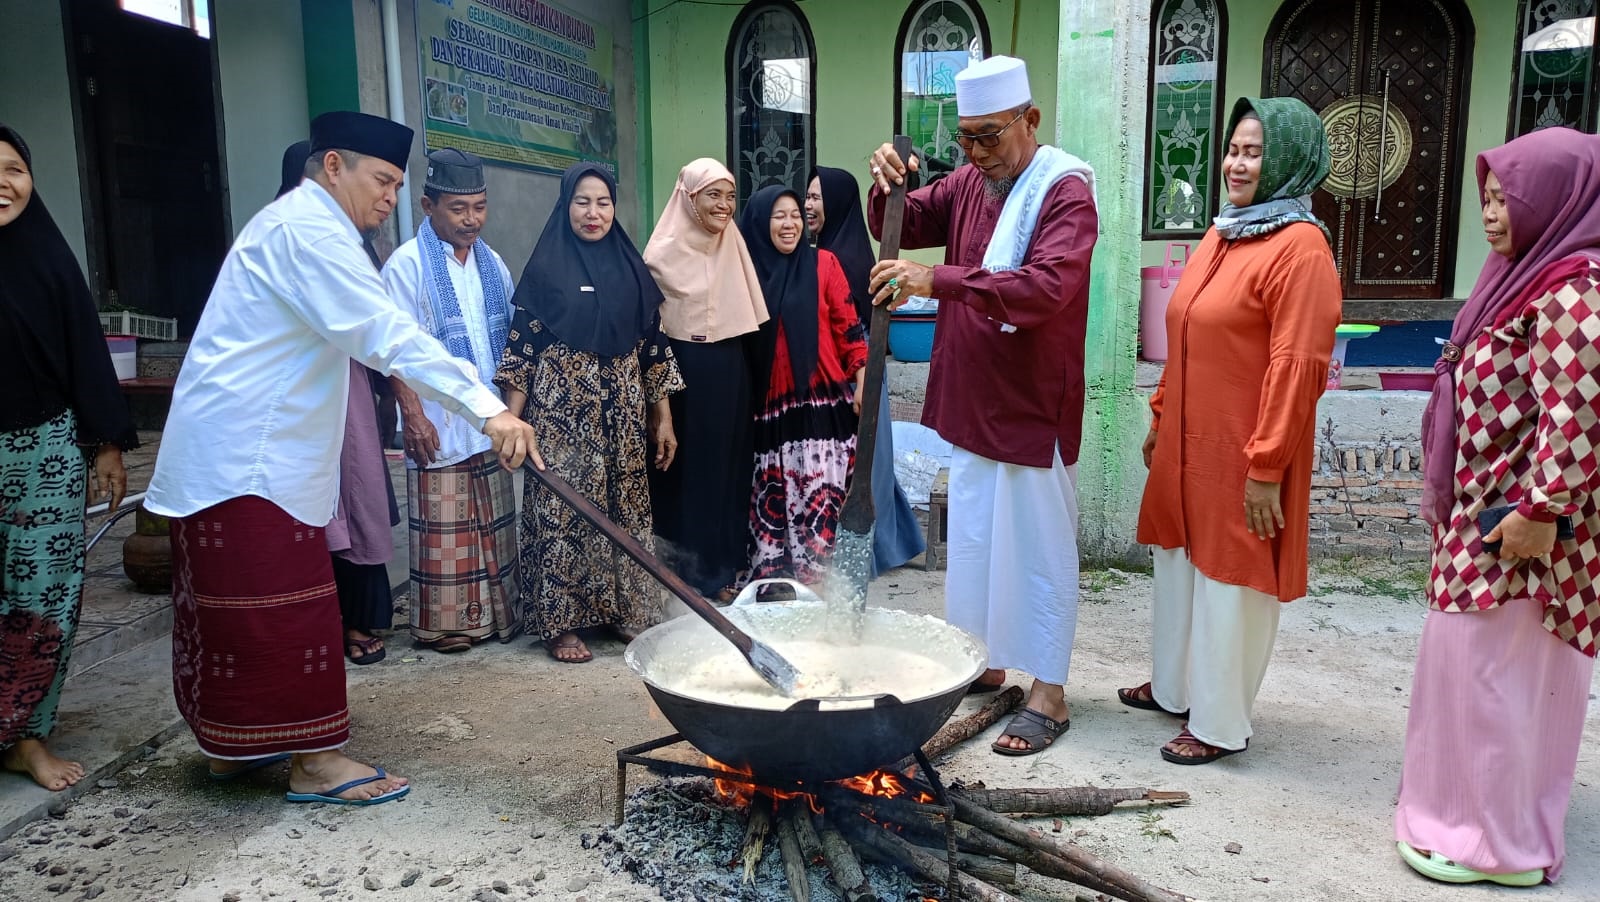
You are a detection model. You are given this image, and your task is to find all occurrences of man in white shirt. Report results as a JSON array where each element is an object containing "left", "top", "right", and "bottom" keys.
[
  {"left": 145, "top": 112, "right": 538, "bottom": 807},
  {"left": 382, "top": 149, "right": 519, "bottom": 654}
]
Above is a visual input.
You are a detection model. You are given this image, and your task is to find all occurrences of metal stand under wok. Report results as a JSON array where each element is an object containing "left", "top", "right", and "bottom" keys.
[{"left": 615, "top": 734, "right": 961, "bottom": 900}]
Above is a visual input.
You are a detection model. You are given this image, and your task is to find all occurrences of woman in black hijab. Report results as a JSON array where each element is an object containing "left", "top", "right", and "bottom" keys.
[
  {"left": 741, "top": 185, "right": 867, "bottom": 585},
  {"left": 0, "top": 123, "right": 136, "bottom": 791},
  {"left": 496, "top": 163, "right": 684, "bottom": 663},
  {"left": 808, "top": 167, "right": 926, "bottom": 577}
]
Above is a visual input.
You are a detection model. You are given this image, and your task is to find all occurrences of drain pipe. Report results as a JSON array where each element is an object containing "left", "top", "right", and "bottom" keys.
[{"left": 381, "top": 0, "right": 415, "bottom": 241}]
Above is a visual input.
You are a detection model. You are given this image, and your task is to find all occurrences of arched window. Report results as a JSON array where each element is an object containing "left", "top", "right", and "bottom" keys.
[
  {"left": 1144, "top": 0, "right": 1226, "bottom": 238},
  {"left": 1509, "top": 0, "right": 1599, "bottom": 138},
  {"left": 727, "top": 1, "right": 816, "bottom": 203},
  {"left": 894, "top": 0, "right": 992, "bottom": 172}
]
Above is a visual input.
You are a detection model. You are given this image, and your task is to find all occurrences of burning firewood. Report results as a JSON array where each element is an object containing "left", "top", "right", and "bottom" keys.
[
  {"left": 775, "top": 800, "right": 813, "bottom": 902},
  {"left": 954, "top": 786, "right": 1190, "bottom": 817},
  {"left": 919, "top": 685, "right": 1024, "bottom": 761},
  {"left": 816, "top": 820, "right": 879, "bottom": 902},
  {"left": 949, "top": 794, "right": 1196, "bottom": 902},
  {"left": 742, "top": 801, "right": 772, "bottom": 885},
  {"left": 793, "top": 806, "right": 824, "bottom": 861}
]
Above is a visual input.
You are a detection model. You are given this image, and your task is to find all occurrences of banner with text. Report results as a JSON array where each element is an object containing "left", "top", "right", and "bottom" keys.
[{"left": 415, "top": 0, "right": 617, "bottom": 174}]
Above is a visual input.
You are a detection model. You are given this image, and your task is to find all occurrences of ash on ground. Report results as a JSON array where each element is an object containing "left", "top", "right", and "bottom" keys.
[{"left": 592, "top": 778, "right": 931, "bottom": 902}]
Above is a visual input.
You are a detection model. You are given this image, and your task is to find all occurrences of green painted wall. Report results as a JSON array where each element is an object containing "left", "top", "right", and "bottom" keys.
[
  {"left": 300, "top": 0, "right": 360, "bottom": 117},
  {"left": 642, "top": 0, "right": 1060, "bottom": 227},
  {"left": 1140, "top": 0, "right": 1516, "bottom": 303}
]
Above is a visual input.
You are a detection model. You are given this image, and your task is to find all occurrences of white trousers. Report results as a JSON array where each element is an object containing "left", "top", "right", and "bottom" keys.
[
  {"left": 945, "top": 445, "right": 1079, "bottom": 685},
  {"left": 1149, "top": 547, "right": 1281, "bottom": 750}
]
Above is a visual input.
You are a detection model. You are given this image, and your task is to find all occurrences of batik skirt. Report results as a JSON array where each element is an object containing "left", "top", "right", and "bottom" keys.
[
  {"left": 749, "top": 380, "right": 858, "bottom": 585},
  {"left": 0, "top": 410, "right": 86, "bottom": 748}
]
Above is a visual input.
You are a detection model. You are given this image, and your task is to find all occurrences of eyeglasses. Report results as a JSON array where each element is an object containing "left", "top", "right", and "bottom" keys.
[{"left": 955, "top": 107, "right": 1030, "bottom": 150}]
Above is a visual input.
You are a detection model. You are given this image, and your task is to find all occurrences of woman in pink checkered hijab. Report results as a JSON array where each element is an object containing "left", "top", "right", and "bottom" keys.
[{"left": 1396, "top": 127, "right": 1600, "bottom": 888}]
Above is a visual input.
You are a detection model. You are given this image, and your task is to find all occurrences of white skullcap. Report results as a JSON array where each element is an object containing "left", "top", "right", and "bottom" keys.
[{"left": 955, "top": 55, "right": 1032, "bottom": 117}]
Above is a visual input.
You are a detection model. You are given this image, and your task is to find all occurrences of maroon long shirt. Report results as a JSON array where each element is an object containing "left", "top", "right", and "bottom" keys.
[{"left": 868, "top": 161, "right": 1098, "bottom": 467}]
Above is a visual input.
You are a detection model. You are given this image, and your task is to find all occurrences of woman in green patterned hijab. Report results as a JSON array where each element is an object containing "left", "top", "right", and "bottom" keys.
[
  {"left": 1125, "top": 94, "right": 1343, "bottom": 766},
  {"left": 1213, "top": 96, "right": 1332, "bottom": 243}
]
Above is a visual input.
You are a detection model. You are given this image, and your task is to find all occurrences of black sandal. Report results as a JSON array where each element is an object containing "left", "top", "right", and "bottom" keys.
[{"left": 345, "top": 635, "right": 385, "bottom": 665}]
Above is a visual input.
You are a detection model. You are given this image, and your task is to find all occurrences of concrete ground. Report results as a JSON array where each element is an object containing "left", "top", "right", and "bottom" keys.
[{"left": 2, "top": 554, "right": 1598, "bottom": 901}]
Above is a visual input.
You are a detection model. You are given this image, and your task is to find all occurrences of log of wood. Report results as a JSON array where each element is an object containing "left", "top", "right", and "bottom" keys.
[
  {"left": 794, "top": 807, "right": 824, "bottom": 861},
  {"left": 950, "top": 795, "right": 1195, "bottom": 902},
  {"left": 816, "top": 821, "right": 878, "bottom": 902},
  {"left": 958, "top": 854, "right": 1019, "bottom": 886},
  {"left": 775, "top": 800, "right": 812, "bottom": 902},
  {"left": 920, "top": 685, "right": 1024, "bottom": 760},
  {"left": 742, "top": 801, "right": 772, "bottom": 885},
  {"left": 836, "top": 812, "right": 1021, "bottom": 902},
  {"left": 956, "top": 787, "right": 1190, "bottom": 817}
]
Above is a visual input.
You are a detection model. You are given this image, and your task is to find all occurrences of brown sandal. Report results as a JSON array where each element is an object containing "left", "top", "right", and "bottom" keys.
[
  {"left": 1117, "top": 681, "right": 1188, "bottom": 717},
  {"left": 430, "top": 636, "right": 473, "bottom": 654},
  {"left": 1160, "top": 726, "right": 1246, "bottom": 765}
]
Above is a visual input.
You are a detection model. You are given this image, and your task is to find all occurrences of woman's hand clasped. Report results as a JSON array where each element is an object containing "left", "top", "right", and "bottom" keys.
[
  {"left": 1244, "top": 478, "right": 1284, "bottom": 540},
  {"left": 1484, "top": 510, "right": 1557, "bottom": 562}
]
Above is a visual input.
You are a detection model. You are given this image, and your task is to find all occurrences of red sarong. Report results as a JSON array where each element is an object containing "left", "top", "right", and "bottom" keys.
[{"left": 170, "top": 496, "right": 350, "bottom": 758}]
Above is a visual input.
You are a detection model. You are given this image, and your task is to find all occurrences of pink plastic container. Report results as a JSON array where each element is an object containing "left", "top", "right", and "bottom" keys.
[{"left": 1139, "top": 243, "right": 1190, "bottom": 362}]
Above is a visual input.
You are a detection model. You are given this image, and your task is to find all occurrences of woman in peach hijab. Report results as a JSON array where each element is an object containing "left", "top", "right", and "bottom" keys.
[{"left": 644, "top": 160, "right": 768, "bottom": 599}]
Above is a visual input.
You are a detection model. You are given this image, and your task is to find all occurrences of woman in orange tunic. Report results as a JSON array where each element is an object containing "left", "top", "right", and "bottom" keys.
[{"left": 1123, "top": 97, "right": 1342, "bottom": 764}]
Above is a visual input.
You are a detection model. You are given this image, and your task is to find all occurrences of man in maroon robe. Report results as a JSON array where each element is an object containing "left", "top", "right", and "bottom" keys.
[{"left": 865, "top": 55, "right": 1099, "bottom": 756}]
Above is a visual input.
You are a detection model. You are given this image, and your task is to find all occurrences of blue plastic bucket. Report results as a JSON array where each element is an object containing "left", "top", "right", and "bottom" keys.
[{"left": 888, "top": 315, "right": 936, "bottom": 362}]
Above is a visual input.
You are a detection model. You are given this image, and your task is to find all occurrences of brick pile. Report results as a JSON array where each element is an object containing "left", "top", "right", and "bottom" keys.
[{"left": 1309, "top": 439, "right": 1429, "bottom": 560}]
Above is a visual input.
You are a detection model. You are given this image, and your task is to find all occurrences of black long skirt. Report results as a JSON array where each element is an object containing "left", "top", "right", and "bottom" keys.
[
  {"left": 331, "top": 555, "right": 394, "bottom": 633},
  {"left": 649, "top": 336, "right": 754, "bottom": 596}
]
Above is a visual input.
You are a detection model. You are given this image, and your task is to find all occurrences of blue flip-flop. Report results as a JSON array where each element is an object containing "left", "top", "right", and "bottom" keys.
[
  {"left": 208, "top": 753, "right": 291, "bottom": 782},
  {"left": 285, "top": 767, "right": 411, "bottom": 806}
]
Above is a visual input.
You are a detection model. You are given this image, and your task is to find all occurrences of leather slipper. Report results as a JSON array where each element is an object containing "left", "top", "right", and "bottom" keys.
[
  {"left": 1159, "top": 727, "right": 1245, "bottom": 765},
  {"left": 966, "top": 678, "right": 1005, "bottom": 694},
  {"left": 1117, "top": 681, "right": 1187, "bottom": 717},
  {"left": 991, "top": 708, "right": 1069, "bottom": 756}
]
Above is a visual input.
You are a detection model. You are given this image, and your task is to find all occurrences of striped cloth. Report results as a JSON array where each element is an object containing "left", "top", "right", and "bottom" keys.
[{"left": 407, "top": 449, "right": 519, "bottom": 644}]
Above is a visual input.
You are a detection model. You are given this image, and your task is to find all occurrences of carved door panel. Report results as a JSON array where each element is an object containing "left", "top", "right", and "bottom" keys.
[{"left": 1264, "top": 0, "right": 1472, "bottom": 299}]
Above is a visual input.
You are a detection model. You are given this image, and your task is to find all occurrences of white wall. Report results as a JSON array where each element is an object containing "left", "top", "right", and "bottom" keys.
[
  {"left": 213, "top": 0, "right": 309, "bottom": 230},
  {"left": 0, "top": 1, "right": 88, "bottom": 269}
]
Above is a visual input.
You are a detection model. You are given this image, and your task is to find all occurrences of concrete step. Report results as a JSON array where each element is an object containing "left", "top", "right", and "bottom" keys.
[{"left": 0, "top": 636, "right": 183, "bottom": 841}]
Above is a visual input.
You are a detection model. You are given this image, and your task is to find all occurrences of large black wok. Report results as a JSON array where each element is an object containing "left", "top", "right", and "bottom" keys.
[{"left": 626, "top": 580, "right": 987, "bottom": 783}]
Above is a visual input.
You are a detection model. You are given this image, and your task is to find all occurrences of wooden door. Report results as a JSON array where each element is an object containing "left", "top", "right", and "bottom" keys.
[
  {"left": 1264, "top": 0, "right": 1473, "bottom": 299},
  {"left": 64, "top": 0, "right": 231, "bottom": 335}
]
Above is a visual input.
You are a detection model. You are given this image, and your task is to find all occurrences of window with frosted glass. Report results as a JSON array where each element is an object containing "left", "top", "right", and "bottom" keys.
[
  {"left": 1509, "top": 0, "right": 1598, "bottom": 137},
  {"left": 895, "top": 1, "right": 991, "bottom": 173},
  {"left": 727, "top": 2, "right": 815, "bottom": 203},
  {"left": 1144, "top": 0, "right": 1225, "bottom": 238}
]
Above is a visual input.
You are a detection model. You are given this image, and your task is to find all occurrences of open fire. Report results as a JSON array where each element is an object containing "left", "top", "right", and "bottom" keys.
[{"left": 603, "top": 689, "right": 1199, "bottom": 902}]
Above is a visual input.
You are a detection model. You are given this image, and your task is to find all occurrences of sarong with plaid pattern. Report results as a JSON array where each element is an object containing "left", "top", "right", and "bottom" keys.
[
  {"left": 1430, "top": 266, "right": 1600, "bottom": 656},
  {"left": 407, "top": 449, "right": 519, "bottom": 643}
]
